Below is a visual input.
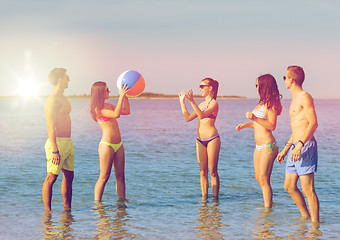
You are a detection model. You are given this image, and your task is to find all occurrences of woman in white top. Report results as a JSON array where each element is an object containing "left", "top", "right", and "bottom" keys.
[{"left": 236, "top": 74, "right": 282, "bottom": 208}]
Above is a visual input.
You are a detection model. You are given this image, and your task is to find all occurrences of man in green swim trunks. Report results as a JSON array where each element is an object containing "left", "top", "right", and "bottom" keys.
[
  {"left": 277, "top": 65, "right": 319, "bottom": 223},
  {"left": 42, "top": 68, "right": 74, "bottom": 212}
]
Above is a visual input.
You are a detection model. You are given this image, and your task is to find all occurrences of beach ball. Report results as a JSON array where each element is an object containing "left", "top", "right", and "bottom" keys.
[{"left": 117, "top": 70, "right": 145, "bottom": 97}]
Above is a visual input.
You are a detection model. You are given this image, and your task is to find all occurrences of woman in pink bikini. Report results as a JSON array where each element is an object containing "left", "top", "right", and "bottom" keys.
[
  {"left": 236, "top": 74, "right": 282, "bottom": 208},
  {"left": 179, "top": 78, "right": 220, "bottom": 200},
  {"left": 90, "top": 81, "right": 130, "bottom": 201}
]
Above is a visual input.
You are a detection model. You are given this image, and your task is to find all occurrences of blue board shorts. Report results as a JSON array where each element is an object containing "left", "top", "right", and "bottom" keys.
[
  {"left": 45, "top": 138, "right": 74, "bottom": 175},
  {"left": 286, "top": 137, "right": 318, "bottom": 176}
]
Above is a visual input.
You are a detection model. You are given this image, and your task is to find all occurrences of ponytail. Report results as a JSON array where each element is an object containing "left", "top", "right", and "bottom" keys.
[{"left": 203, "top": 78, "right": 219, "bottom": 99}]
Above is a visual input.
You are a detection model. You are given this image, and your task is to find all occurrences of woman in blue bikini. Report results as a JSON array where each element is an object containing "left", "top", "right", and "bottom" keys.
[
  {"left": 236, "top": 74, "right": 282, "bottom": 208},
  {"left": 179, "top": 78, "right": 220, "bottom": 200},
  {"left": 90, "top": 81, "right": 130, "bottom": 201}
]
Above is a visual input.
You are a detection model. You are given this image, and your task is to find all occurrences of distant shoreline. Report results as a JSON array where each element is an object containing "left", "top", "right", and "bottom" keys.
[
  {"left": 65, "top": 92, "right": 246, "bottom": 99},
  {"left": 1, "top": 96, "right": 339, "bottom": 102},
  {"left": 131, "top": 92, "right": 246, "bottom": 99},
  {"left": 0, "top": 92, "right": 246, "bottom": 99},
  {"left": 1, "top": 94, "right": 339, "bottom": 100}
]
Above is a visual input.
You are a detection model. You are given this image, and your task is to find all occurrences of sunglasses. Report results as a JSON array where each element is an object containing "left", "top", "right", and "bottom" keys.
[
  {"left": 199, "top": 84, "right": 210, "bottom": 89},
  {"left": 255, "top": 84, "right": 258, "bottom": 88},
  {"left": 105, "top": 87, "right": 110, "bottom": 92},
  {"left": 283, "top": 76, "right": 294, "bottom": 81}
]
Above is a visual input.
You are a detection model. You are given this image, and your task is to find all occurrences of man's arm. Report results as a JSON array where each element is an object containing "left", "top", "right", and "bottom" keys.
[{"left": 45, "top": 96, "right": 61, "bottom": 165}]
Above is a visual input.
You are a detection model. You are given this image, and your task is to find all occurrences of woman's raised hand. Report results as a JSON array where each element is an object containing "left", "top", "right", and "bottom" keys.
[
  {"left": 119, "top": 84, "right": 130, "bottom": 97},
  {"left": 179, "top": 90, "right": 187, "bottom": 102},
  {"left": 186, "top": 89, "right": 194, "bottom": 102}
]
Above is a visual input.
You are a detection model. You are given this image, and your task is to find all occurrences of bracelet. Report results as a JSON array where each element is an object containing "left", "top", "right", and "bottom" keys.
[
  {"left": 52, "top": 150, "right": 59, "bottom": 154},
  {"left": 298, "top": 140, "right": 305, "bottom": 147},
  {"left": 285, "top": 143, "right": 292, "bottom": 148}
]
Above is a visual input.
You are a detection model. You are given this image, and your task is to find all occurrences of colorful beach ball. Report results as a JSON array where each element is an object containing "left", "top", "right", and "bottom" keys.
[{"left": 117, "top": 70, "right": 145, "bottom": 97}]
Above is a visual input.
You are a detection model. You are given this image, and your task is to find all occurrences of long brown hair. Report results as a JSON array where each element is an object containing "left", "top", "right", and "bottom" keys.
[
  {"left": 257, "top": 74, "right": 282, "bottom": 115},
  {"left": 90, "top": 81, "right": 107, "bottom": 121},
  {"left": 203, "top": 78, "right": 219, "bottom": 100}
]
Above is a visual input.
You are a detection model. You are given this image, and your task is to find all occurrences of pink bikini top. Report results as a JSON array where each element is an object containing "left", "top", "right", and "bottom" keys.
[
  {"left": 201, "top": 99, "right": 217, "bottom": 119},
  {"left": 97, "top": 103, "right": 114, "bottom": 122}
]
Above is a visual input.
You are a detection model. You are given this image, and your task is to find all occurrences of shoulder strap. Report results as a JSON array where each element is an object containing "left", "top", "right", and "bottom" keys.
[{"left": 206, "top": 98, "right": 213, "bottom": 108}]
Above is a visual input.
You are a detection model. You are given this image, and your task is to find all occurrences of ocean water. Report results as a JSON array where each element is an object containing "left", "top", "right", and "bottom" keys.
[{"left": 0, "top": 97, "right": 339, "bottom": 239}]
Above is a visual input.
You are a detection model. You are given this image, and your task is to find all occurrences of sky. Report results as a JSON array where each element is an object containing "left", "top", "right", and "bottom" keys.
[{"left": 1, "top": 0, "right": 339, "bottom": 99}]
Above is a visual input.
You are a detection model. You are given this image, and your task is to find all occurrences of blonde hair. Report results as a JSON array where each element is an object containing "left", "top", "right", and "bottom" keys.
[
  {"left": 48, "top": 68, "right": 67, "bottom": 86},
  {"left": 287, "top": 66, "right": 305, "bottom": 86}
]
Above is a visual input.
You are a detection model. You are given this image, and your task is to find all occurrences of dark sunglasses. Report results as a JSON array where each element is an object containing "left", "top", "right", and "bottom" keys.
[
  {"left": 283, "top": 76, "right": 293, "bottom": 81},
  {"left": 255, "top": 84, "right": 258, "bottom": 88},
  {"left": 105, "top": 87, "right": 110, "bottom": 92},
  {"left": 199, "top": 84, "right": 210, "bottom": 89}
]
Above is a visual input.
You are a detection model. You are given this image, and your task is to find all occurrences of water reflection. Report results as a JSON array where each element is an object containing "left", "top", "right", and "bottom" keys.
[
  {"left": 195, "top": 199, "right": 225, "bottom": 239},
  {"left": 287, "top": 219, "right": 322, "bottom": 239},
  {"left": 40, "top": 210, "right": 75, "bottom": 239},
  {"left": 251, "top": 208, "right": 276, "bottom": 239},
  {"left": 251, "top": 208, "right": 323, "bottom": 239},
  {"left": 92, "top": 200, "right": 135, "bottom": 239}
]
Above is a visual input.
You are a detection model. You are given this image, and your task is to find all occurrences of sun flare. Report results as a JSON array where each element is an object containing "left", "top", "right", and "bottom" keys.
[
  {"left": 18, "top": 81, "right": 39, "bottom": 97},
  {"left": 15, "top": 77, "right": 41, "bottom": 98}
]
